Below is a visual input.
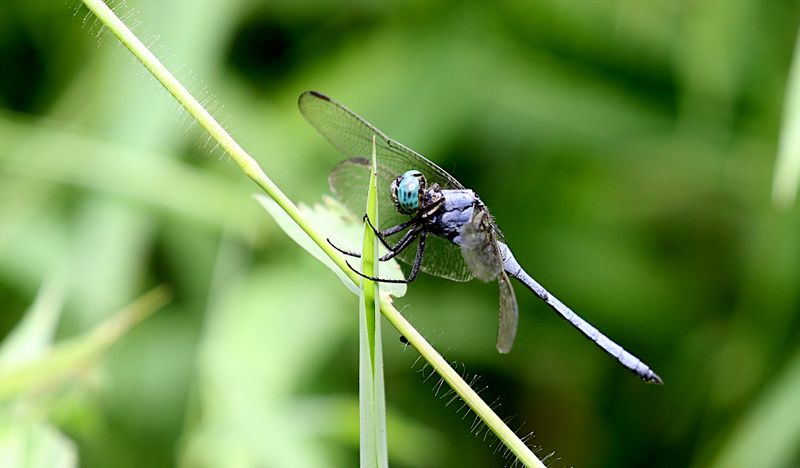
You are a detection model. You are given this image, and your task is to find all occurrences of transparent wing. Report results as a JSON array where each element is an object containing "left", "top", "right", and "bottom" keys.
[
  {"left": 496, "top": 269, "right": 519, "bottom": 353},
  {"left": 299, "top": 91, "right": 466, "bottom": 197},
  {"left": 329, "top": 158, "right": 473, "bottom": 282},
  {"left": 460, "top": 207, "right": 519, "bottom": 351},
  {"left": 459, "top": 207, "right": 503, "bottom": 281}
]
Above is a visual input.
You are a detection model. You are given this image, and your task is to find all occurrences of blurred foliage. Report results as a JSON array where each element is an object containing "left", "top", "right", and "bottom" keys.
[{"left": 1, "top": 0, "right": 800, "bottom": 467}]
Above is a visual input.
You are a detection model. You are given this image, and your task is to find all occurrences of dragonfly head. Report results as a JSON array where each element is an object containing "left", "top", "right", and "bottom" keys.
[{"left": 390, "top": 170, "right": 426, "bottom": 215}]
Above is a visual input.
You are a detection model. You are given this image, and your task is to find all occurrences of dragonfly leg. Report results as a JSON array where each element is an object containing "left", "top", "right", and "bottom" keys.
[
  {"left": 361, "top": 216, "right": 401, "bottom": 252},
  {"left": 345, "top": 260, "right": 414, "bottom": 284},
  {"left": 368, "top": 216, "right": 421, "bottom": 258},
  {"left": 404, "top": 231, "right": 427, "bottom": 282},
  {"left": 379, "top": 227, "right": 421, "bottom": 261},
  {"left": 327, "top": 238, "right": 361, "bottom": 258},
  {"left": 328, "top": 221, "right": 420, "bottom": 261},
  {"left": 344, "top": 231, "right": 428, "bottom": 284},
  {"left": 363, "top": 214, "right": 416, "bottom": 237}
]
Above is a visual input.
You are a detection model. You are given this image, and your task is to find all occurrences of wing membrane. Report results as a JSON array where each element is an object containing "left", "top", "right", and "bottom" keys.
[
  {"left": 459, "top": 208, "right": 502, "bottom": 281},
  {"left": 460, "top": 207, "right": 519, "bottom": 351},
  {"left": 496, "top": 269, "right": 518, "bottom": 353},
  {"left": 299, "top": 91, "right": 465, "bottom": 193}
]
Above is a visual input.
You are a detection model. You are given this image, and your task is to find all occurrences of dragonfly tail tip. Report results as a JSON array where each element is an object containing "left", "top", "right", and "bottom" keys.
[{"left": 647, "top": 372, "right": 664, "bottom": 385}]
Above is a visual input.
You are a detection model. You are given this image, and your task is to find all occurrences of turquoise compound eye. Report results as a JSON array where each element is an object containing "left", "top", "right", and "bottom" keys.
[{"left": 397, "top": 170, "right": 421, "bottom": 213}]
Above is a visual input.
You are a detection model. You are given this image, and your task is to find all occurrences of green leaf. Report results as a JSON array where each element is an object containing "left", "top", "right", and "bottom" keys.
[
  {"left": 707, "top": 349, "right": 800, "bottom": 468},
  {"left": 0, "top": 286, "right": 169, "bottom": 401},
  {"left": 773, "top": 27, "right": 800, "bottom": 207},
  {"left": 254, "top": 194, "right": 407, "bottom": 298},
  {"left": 255, "top": 194, "right": 360, "bottom": 295},
  {"left": 0, "top": 278, "right": 64, "bottom": 372},
  {"left": 359, "top": 136, "right": 388, "bottom": 468},
  {"left": 0, "top": 412, "right": 77, "bottom": 468}
]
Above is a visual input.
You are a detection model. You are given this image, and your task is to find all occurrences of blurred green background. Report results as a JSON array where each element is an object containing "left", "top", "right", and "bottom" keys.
[{"left": 2, "top": 0, "right": 800, "bottom": 467}]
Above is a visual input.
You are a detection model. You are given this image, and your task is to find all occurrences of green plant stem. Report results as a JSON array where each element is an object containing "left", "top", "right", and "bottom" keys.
[
  {"left": 78, "top": 0, "right": 359, "bottom": 286},
  {"left": 378, "top": 297, "right": 544, "bottom": 468},
  {"left": 78, "top": 1, "right": 544, "bottom": 465}
]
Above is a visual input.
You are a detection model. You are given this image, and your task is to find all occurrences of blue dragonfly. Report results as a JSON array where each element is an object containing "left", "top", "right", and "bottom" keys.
[{"left": 299, "top": 91, "right": 662, "bottom": 384}]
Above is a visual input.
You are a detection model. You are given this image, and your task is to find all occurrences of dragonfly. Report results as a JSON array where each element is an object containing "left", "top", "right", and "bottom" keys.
[{"left": 299, "top": 90, "right": 662, "bottom": 384}]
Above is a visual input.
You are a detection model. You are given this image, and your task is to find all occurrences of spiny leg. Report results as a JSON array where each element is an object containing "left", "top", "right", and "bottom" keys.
[
  {"left": 359, "top": 215, "right": 414, "bottom": 253},
  {"left": 327, "top": 219, "right": 419, "bottom": 260},
  {"left": 379, "top": 227, "right": 421, "bottom": 261},
  {"left": 364, "top": 214, "right": 416, "bottom": 237},
  {"left": 403, "top": 231, "right": 427, "bottom": 282},
  {"left": 327, "top": 238, "right": 361, "bottom": 257},
  {"left": 346, "top": 231, "right": 428, "bottom": 284}
]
